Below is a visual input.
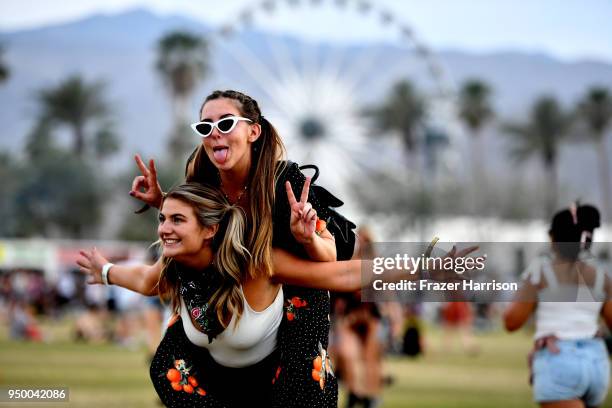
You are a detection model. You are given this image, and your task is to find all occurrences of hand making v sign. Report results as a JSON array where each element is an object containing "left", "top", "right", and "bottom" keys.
[{"left": 285, "top": 177, "right": 318, "bottom": 244}]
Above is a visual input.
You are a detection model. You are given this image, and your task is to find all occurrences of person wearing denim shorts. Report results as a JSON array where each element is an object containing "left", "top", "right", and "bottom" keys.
[
  {"left": 505, "top": 204, "right": 612, "bottom": 408},
  {"left": 533, "top": 338, "right": 609, "bottom": 406}
]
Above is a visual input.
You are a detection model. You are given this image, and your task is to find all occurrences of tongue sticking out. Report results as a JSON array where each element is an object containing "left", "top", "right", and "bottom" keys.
[{"left": 213, "top": 148, "right": 229, "bottom": 164}]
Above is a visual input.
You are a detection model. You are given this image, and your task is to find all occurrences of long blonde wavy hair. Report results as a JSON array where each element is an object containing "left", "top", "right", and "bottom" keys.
[{"left": 157, "top": 183, "right": 249, "bottom": 328}]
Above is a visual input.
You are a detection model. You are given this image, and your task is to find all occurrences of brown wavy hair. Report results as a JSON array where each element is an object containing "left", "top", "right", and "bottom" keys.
[{"left": 185, "top": 90, "right": 286, "bottom": 279}]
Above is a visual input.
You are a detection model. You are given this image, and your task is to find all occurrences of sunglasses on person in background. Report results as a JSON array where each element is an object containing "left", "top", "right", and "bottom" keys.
[{"left": 190, "top": 116, "right": 252, "bottom": 138}]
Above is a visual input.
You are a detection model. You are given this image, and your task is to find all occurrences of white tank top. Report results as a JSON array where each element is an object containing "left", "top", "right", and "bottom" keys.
[
  {"left": 180, "top": 286, "right": 283, "bottom": 367},
  {"left": 523, "top": 256, "right": 606, "bottom": 340}
]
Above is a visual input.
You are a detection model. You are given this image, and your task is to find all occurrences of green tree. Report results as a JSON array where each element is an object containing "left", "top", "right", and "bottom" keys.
[
  {"left": 24, "top": 119, "right": 57, "bottom": 160},
  {"left": 12, "top": 151, "right": 106, "bottom": 238},
  {"left": 367, "top": 79, "right": 426, "bottom": 171},
  {"left": 35, "top": 75, "right": 115, "bottom": 157},
  {"left": 504, "top": 96, "right": 571, "bottom": 216},
  {"left": 0, "top": 44, "right": 9, "bottom": 83},
  {"left": 576, "top": 87, "right": 612, "bottom": 219},
  {"left": 14, "top": 75, "right": 120, "bottom": 239},
  {"left": 94, "top": 124, "right": 120, "bottom": 160},
  {"left": 156, "top": 31, "right": 208, "bottom": 160},
  {"left": 458, "top": 79, "right": 494, "bottom": 187},
  {"left": 351, "top": 170, "right": 436, "bottom": 240},
  {"left": 0, "top": 151, "right": 20, "bottom": 236}
]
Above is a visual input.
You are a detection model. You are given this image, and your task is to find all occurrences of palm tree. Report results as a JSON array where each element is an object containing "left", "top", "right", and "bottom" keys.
[
  {"left": 25, "top": 118, "right": 56, "bottom": 160},
  {"left": 156, "top": 31, "right": 208, "bottom": 160},
  {"left": 367, "top": 79, "right": 426, "bottom": 171},
  {"left": 504, "top": 96, "right": 571, "bottom": 216},
  {"left": 35, "top": 75, "right": 110, "bottom": 157},
  {"left": 13, "top": 150, "right": 105, "bottom": 238},
  {"left": 576, "top": 87, "right": 612, "bottom": 219},
  {"left": 0, "top": 44, "right": 8, "bottom": 83},
  {"left": 458, "top": 79, "right": 494, "bottom": 185}
]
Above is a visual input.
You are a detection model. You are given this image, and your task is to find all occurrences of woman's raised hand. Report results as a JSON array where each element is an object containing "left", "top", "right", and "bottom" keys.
[
  {"left": 285, "top": 177, "right": 317, "bottom": 244},
  {"left": 430, "top": 245, "right": 481, "bottom": 282},
  {"left": 129, "top": 154, "right": 164, "bottom": 209},
  {"left": 76, "top": 248, "right": 109, "bottom": 285}
]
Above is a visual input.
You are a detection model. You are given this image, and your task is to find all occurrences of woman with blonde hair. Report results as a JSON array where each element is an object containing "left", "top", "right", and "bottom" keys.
[{"left": 81, "top": 180, "right": 368, "bottom": 405}]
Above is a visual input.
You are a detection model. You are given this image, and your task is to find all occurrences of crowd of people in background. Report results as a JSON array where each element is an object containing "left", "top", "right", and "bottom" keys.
[
  {"left": 2, "top": 216, "right": 612, "bottom": 407},
  {"left": 0, "top": 254, "right": 164, "bottom": 348}
]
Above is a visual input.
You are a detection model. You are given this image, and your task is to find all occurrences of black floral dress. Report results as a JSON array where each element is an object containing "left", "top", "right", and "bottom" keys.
[{"left": 270, "top": 161, "right": 338, "bottom": 407}]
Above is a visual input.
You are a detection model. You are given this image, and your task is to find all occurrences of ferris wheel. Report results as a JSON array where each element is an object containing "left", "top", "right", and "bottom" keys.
[{"left": 203, "top": 0, "right": 461, "bottom": 215}]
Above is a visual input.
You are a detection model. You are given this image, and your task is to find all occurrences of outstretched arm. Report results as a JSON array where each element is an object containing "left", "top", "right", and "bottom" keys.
[
  {"left": 77, "top": 248, "right": 162, "bottom": 296},
  {"left": 271, "top": 248, "right": 360, "bottom": 291},
  {"left": 271, "top": 245, "right": 480, "bottom": 292}
]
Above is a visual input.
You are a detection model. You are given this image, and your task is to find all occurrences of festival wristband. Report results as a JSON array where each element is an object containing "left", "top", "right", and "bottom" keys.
[
  {"left": 424, "top": 236, "right": 440, "bottom": 258},
  {"left": 421, "top": 237, "right": 440, "bottom": 279},
  {"left": 101, "top": 263, "right": 114, "bottom": 286}
]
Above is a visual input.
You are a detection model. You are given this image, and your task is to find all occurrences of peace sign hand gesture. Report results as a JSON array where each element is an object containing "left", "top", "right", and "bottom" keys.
[
  {"left": 129, "top": 154, "right": 164, "bottom": 209},
  {"left": 286, "top": 177, "right": 318, "bottom": 244}
]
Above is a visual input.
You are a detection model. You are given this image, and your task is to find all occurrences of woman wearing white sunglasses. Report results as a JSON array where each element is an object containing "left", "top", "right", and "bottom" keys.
[{"left": 81, "top": 90, "right": 356, "bottom": 407}]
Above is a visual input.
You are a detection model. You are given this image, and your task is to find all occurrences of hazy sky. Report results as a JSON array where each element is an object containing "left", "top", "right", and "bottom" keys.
[{"left": 1, "top": 0, "right": 611, "bottom": 62}]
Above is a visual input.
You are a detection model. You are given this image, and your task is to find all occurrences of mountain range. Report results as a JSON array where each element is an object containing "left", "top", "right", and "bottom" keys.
[{"left": 1, "top": 8, "right": 611, "bottom": 208}]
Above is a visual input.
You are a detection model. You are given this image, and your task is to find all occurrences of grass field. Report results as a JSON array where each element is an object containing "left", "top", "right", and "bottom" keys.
[{"left": 1, "top": 317, "right": 611, "bottom": 407}]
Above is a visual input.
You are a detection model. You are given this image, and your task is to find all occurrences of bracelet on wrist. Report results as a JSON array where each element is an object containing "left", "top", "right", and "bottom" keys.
[
  {"left": 420, "top": 236, "right": 439, "bottom": 280},
  {"left": 101, "top": 263, "right": 114, "bottom": 286}
]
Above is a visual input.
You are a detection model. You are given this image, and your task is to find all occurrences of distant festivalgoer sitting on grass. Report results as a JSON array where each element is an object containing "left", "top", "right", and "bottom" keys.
[{"left": 9, "top": 297, "right": 43, "bottom": 342}]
